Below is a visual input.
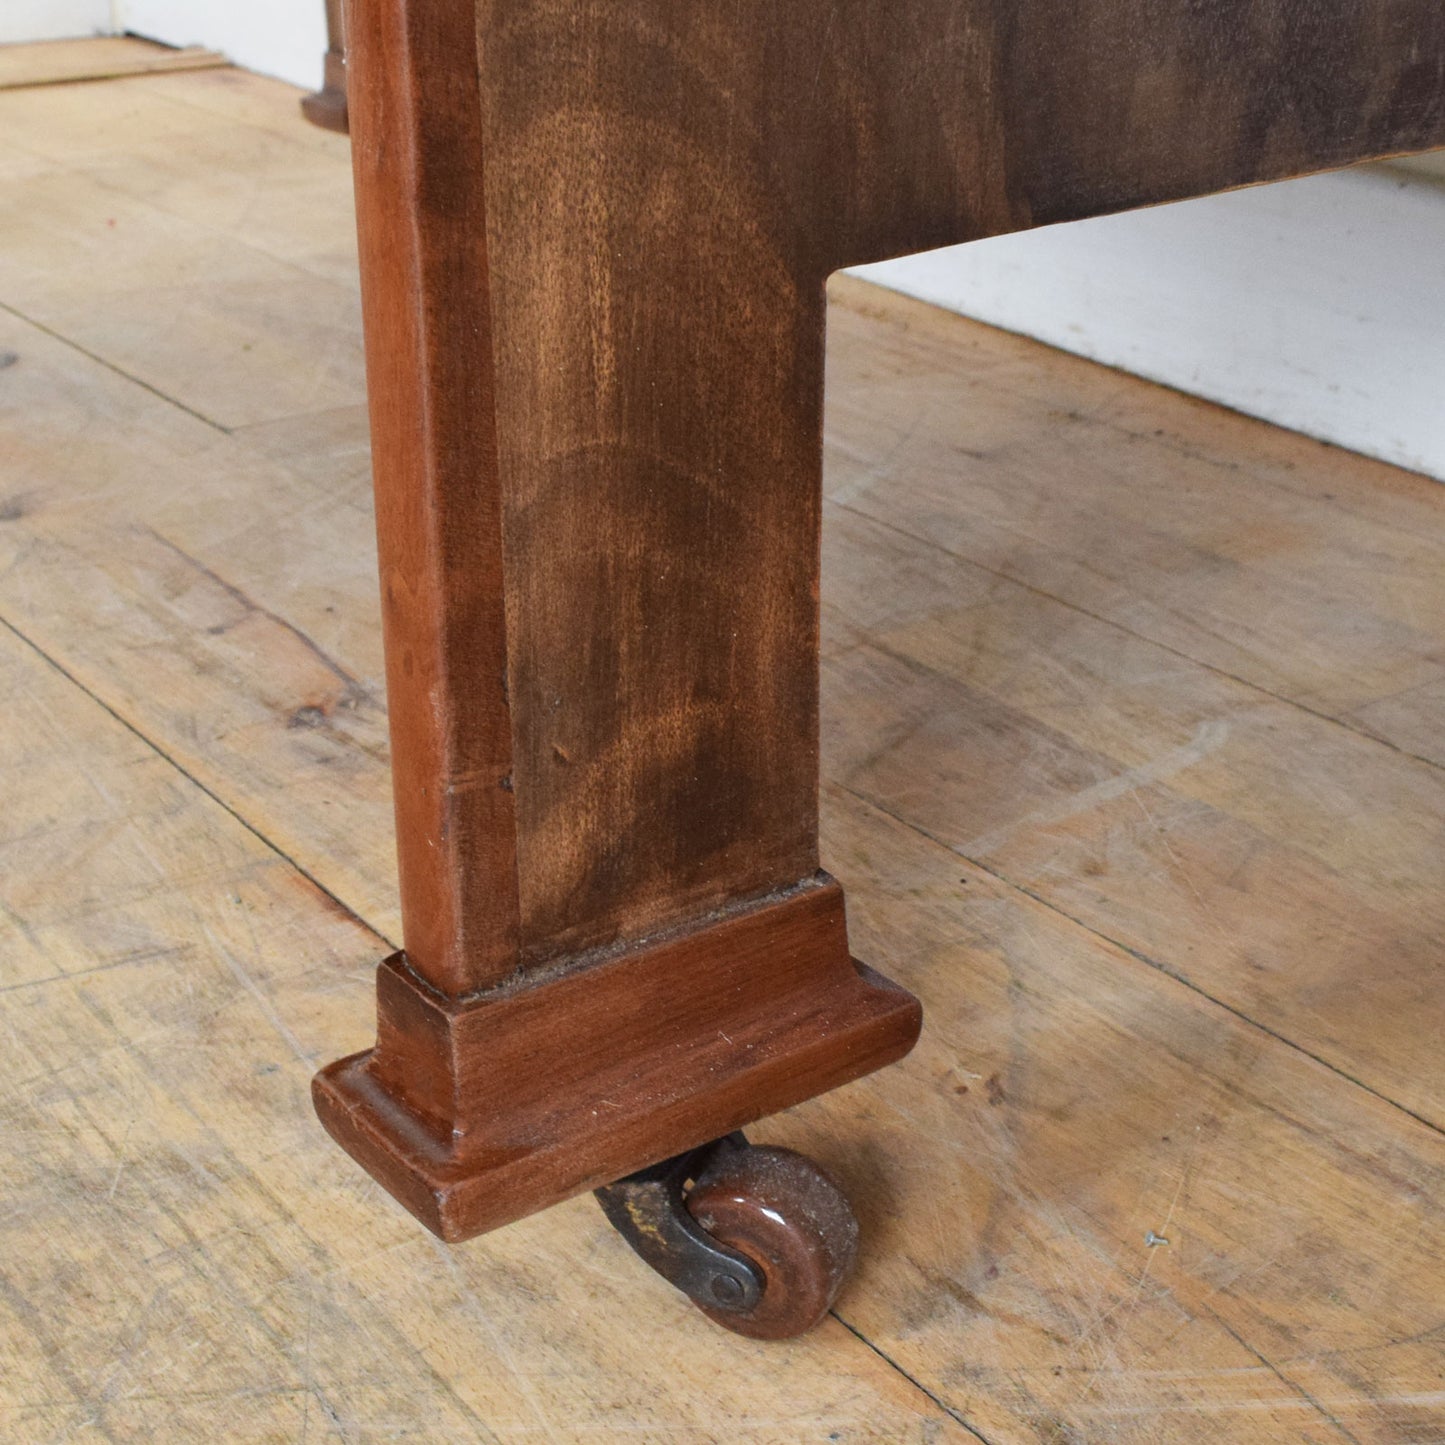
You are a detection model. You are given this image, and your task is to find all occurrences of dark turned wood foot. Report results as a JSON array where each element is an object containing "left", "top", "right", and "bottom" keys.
[
  {"left": 300, "top": 48, "right": 348, "bottom": 134},
  {"left": 314, "top": 880, "right": 919, "bottom": 1241},
  {"left": 301, "top": 0, "right": 348, "bottom": 134}
]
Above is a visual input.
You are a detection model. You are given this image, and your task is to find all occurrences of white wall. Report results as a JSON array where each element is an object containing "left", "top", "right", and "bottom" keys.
[
  {"left": 0, "top": 0, "right": 114, "bottom": 44},
  {"left": 118, "top": 0, "right": 326, "bottom": 91},
  {"left": 855, "top": 158, "right": 1445, "bottom": 481},
  {"left": 0, "top": 0, "right": 324, "bottom": 90}
]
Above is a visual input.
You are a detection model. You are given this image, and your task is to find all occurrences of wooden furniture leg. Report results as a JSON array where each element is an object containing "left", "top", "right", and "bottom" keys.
[
  {"left": 314, "top": 0, "right": 1444, "bottom": 1335},
  {"left": 310, "top": 0, "right": 926, "bottom": 1310},
  {"left": 300, "top": 0, "right": 349, "bottom": 134}
]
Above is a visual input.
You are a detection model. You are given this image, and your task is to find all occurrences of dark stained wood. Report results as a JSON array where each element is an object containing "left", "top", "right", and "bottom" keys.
[
  {"left": 313, "top": 879, "right": 920, "bottom": 1240},
  {"left": 346, "top": 0, "right": 519, "bottom": 997},
  {"left": 473, "top": 0, "right": 1445, "bottom": 963},
  {"left": 300, "top": 0, "right": 349, "bottom": 134},
  {"left": 321, "top": 0, "right": 1445, "bottom": 1237}
]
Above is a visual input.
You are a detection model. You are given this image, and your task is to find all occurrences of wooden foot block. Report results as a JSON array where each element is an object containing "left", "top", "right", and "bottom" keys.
[{"left": 313, "top": 879, "right": 920, "bottom": 1241}]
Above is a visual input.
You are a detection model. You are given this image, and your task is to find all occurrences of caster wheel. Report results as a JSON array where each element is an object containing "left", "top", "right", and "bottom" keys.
[
  {"left": 595, "top": 1134, "right": 858, "bottom": 1340},
  {"left": 685, "top": 1144, "right": 859, "bottom": 1339}
]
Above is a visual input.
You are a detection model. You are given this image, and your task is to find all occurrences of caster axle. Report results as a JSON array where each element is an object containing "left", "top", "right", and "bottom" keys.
[{"left": 594, "top": 1134, "right": 765, "bottom": 1314}]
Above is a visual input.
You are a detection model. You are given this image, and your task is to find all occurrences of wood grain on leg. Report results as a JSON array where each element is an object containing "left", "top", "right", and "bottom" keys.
[
  {"left": 321, "top": 0, "right": 1445, "bottom": 1237},
  {"left": 326, "top": 0, "right": 922, "bottom": 1233}
]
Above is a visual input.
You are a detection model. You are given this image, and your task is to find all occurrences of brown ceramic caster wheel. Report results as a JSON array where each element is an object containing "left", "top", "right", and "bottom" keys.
[{"left": 684, "top": 1144, "right": 859, "bottom": 1339}]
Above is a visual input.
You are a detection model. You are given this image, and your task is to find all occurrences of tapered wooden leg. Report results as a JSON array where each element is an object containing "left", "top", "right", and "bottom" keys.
[
  {"left": 311, "top": 0, "right": 921, "bottom": 1243},
  {"left": 300, "top": 0, "right": 348, "bottom": 134}
]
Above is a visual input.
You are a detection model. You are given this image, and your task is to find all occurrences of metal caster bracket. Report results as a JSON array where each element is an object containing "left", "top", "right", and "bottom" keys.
[{"left": 594, "top": 1133, "right": 764, "bottom": 1316}]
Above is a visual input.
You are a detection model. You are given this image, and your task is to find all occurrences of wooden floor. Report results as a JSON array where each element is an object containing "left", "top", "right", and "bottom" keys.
[{"left": 1, "top": 46, "right": 1443, "bottom": 1444}]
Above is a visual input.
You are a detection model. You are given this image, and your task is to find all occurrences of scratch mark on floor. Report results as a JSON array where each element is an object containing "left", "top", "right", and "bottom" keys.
[{"left": 962, "top": 719, "right": 1230, "bottom": 856}]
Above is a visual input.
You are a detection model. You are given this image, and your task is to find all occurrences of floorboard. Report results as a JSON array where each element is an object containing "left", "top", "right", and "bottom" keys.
[
  {"left": 0, "top": 38, "right": 225, "bottom": 93},
  {"left": 1, "top": 56, "right": 1441, "bottom": 1444}
]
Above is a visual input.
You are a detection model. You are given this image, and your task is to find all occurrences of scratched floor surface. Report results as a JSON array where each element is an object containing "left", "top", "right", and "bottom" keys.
[{"left": 1, "top": 41, "right": 1443, "bottom": 1445}]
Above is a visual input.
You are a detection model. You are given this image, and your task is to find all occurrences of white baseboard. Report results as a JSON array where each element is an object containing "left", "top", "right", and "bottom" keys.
[{"left": 854, "top": 160, "right": 1445, "bottom": 482}]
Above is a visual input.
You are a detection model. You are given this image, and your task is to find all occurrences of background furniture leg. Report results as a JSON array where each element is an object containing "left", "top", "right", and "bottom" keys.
[{"left": 300, "top": 0, "right": 348, "bottom": 134}]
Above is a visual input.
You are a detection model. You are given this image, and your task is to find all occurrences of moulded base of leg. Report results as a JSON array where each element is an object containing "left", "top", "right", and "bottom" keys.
[{"left": 312, "top": 879, "right": 921, "bottom": 1241}]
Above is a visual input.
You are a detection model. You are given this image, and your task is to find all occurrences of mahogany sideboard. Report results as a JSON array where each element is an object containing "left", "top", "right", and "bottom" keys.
[{"left": 304, "top": 0, "right": 1445, "bottom": 1337}]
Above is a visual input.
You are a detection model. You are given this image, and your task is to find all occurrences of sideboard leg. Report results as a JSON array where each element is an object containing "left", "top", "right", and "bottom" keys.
[{"left": 311, "top": 0, "right": 921, "bottom": 1253}]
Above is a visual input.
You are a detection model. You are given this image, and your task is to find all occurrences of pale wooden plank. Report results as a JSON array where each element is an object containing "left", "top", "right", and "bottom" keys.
[
  {"left": 0, "top": 307, "right": 401, "bottom": 943},
  {"left": 1347, "top": 676, "right": 1445, "bottom": 768},
  {"left": 0, "top": 68, "right": 356, "bottom": 288},
  {"left": 0, "top": 623, "right": 961, "bottom": 1443},
  {"left": 0, "top": 75, "right": 362, "bottom": 429},
  {"left": 797, "top": 784, "right": 1445, "bottom": 1444},
  {"left": 126, "top": 64, "right": 352, "bottom": 146},
  {"left": 0, "top": 38, "right": 225, "bottom": 92},
  {"left": 819, "top": 501, "right": 1445, "bottom": 1129},
  {"left": 825, "top": 275, "right": 1445, "bottom": 765},
  {"left": 4, "top": 64, "right": 1444, "bottom": 1443}
]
